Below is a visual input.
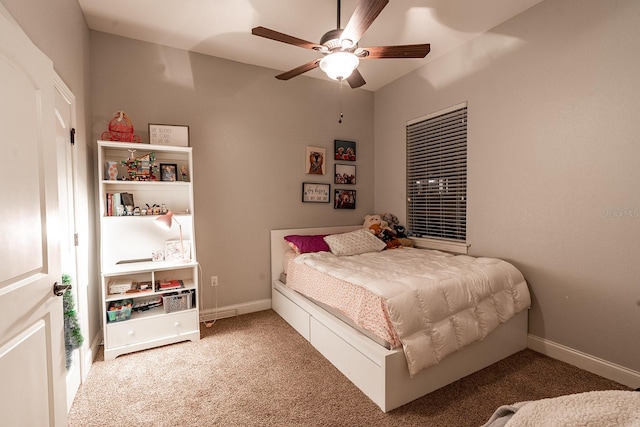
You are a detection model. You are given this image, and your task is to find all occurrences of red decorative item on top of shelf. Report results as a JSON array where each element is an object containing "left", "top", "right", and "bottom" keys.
[{"left": 101, "top": 111, "right": 141, "bottom": 143}]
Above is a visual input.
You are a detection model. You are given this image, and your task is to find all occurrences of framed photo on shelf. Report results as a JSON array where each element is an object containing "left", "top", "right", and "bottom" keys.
[
  {"left": 305, "top": 146, "right": 326, "bottom": 175},
  {"left": 164, "top": 240, "right": 191, "bottom": 261},
  {"left": 334, "top": 164, "right": 356, "bottom": 185},
  {"left": 160, "top": 163, "right": 177, "bottom": 182},
  {"left": 149, "top": 124, "right": 190, "bottom": 146},
  {"left": 120, "top": 192, "right": 134, "bottom": 208},
  {"left": 334, "top": 189, "right": 356, "bottom": 209},
  {"left": 302, "top": 182, "right": 330, "bottom": 203},
  {"left": 334, "top": 140, "right": 356, "bottom": 161}
]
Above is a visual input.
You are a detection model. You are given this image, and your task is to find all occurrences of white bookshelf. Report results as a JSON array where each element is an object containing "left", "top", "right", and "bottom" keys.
[{"left": 97, "top": 140, "right": 200, "bottom": 360}]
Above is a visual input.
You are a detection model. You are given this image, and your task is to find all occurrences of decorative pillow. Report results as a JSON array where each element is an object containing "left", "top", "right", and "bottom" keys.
[
  {"left": 283, "top": 234, "right": 330, "bottom": 254},
  {"left": 323, "top": 229, "right": 386, "bottom": 256}
]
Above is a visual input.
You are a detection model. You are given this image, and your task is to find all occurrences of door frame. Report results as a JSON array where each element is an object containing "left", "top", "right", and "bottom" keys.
[{"left": 54, "top": 72, "right": 90, "bottom": 408}]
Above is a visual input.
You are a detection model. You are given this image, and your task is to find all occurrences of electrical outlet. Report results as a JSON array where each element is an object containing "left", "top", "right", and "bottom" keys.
[{"left": 210, "top": 275, "right": 218, "bottom": 287}]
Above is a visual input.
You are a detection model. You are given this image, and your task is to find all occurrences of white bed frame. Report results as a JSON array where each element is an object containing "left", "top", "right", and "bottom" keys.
[{"left": 270, "top": 226, "right": 529, "bottom": 412}]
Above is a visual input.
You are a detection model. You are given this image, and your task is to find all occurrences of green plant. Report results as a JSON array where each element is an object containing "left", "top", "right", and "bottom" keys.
[{"left": 62, "top": 273, "right": 84, "bottom": 369}]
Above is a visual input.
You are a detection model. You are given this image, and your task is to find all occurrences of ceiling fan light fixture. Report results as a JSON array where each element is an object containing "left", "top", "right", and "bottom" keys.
[{"left": 319, "top": 51, "right": 359, "bottom": 81}]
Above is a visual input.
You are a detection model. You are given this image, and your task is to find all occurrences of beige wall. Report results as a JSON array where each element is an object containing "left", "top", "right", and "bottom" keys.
[
  {"left": 374, "top": 0, "right": 640, "bottom": 372},
  {"left": 90, "top": 32, "right": 374, "bottom": 312},
  {"left": 0, "top": 0, "right": 100, "bottom": 352}
]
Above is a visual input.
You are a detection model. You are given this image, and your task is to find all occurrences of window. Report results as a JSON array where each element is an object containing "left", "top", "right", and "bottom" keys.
[{"left": 406, "top": 102, "right": 467, "bottom": 243}]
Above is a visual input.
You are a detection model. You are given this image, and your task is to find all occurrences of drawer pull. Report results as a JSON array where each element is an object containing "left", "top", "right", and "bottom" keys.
[
  {"left": 174, "top": 322, "right": 181, "bottom": 327},
  {"left": 128, "top": 331, "right": 134, "bottom": 336}
]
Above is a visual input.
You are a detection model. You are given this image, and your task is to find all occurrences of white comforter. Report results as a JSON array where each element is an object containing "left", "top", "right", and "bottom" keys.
[{"left": 295, "top": 247, "right": 531, "bottom": 377}]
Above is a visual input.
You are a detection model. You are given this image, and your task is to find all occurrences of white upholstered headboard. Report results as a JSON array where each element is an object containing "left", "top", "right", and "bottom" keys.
[{"left": 270, "top": 225, "right": 361, "bottom": 282}]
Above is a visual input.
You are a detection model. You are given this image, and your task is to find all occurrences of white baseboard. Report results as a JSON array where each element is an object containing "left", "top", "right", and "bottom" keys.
[
  {"left": 90, "top": 330, "right": 101, "bottom": 360},
  {"left": 199, "top": 298, "right": 271, "bottom": 322},
  {"left": 79, "top": 331, "right": 102, "bottom": 383},
  {"left": 528, "top": 335, "right": 639, "bottom": 389},
  {"left": 82, "top": 350, "right": 92, "bottom": 383}
]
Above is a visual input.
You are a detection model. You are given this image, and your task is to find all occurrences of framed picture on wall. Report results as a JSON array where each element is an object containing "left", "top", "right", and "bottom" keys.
[
  {"left": 306, "top": 146, "right": 326, "bottom": 175},
  {"left": 334, "top": 140, "right": 356, "bottom": 161},
  {"left": 302, "top": 182, "right": 330, "bottom": 203},
  {"left": 334, "top": 164, "right": 356, "bottom": 185},
  {"left": 334, "top": 189, "right": 356, "bottom": 209}
]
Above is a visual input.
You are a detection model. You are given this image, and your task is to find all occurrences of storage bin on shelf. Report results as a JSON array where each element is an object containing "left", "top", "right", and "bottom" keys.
[
  {"left": 107, "top": 299, "right": 133, "bottom": 323},
  {"left": 163, "top": 291, "right": 193, "bottom": 313}
]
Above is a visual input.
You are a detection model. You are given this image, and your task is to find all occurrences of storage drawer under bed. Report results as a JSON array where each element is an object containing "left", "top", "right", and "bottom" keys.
[{"left": 272, "top": 283, "right": 310, "bottom": 341}]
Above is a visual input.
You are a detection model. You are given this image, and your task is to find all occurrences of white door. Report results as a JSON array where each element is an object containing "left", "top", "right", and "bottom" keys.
[
  {"left": 55, "top": 75, "right": 83, "bottom": 412},
  {"left": 0, "top": 6, "right": 67, "bottom": 427}
]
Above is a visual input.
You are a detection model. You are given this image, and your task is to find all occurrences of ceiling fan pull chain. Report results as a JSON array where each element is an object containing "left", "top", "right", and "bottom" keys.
[{"left": 338, "top": 79, "right": 344, "bottom": 123}]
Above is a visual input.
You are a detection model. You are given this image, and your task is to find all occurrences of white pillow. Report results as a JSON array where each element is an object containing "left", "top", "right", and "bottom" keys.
[{"left": 323, "top": 229, "right": 386, "bottom": 256}]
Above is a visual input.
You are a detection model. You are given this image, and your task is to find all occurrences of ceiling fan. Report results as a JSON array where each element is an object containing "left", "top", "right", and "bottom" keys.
[{"left": 251, "top": 0, "right": 430, "bottom": 89}]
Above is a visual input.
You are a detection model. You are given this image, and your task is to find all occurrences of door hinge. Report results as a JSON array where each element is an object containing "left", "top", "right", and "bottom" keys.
[
  {"left": 74, "top": 233, "right": 79, "bottom": 247},
  {"left": 70, "top": 128, "right": 76, "bottom": 145}
]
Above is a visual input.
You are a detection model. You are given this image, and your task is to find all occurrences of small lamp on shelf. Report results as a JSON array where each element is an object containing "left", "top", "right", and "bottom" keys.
[{"left": 155, "top": 211, "right": 189, "bottom": 262}]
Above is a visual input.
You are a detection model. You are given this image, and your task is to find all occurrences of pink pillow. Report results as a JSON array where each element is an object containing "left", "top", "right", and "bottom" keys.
[{"left": 284, "top": 234, "right": 330, "bottom": 254}]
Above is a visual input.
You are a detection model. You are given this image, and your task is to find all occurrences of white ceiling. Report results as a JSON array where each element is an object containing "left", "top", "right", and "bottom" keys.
[{"left": 78, "top": 0, "right": 544, "bottom": 91}]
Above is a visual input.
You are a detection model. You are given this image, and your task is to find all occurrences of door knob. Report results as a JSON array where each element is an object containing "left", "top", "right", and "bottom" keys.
[{"left": 53, "top": 281, "right": 72, "bottom": 296}]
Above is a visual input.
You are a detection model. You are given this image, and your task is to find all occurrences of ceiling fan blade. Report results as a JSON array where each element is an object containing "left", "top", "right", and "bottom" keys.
[
  {"left": 252, "top": 26, "right": 322, "bottom": 50},
  {"left": 346, "top": 69, "right": 366, "bottom": 89},
  {"left": 341, "top": 0, "right": 389, "bottom": 46},
  {"left": 360, "top": 44, "right": 431, "bottom": 59},
  {"left": 275, "top": 59, "right": 321, "bottom": 80}
]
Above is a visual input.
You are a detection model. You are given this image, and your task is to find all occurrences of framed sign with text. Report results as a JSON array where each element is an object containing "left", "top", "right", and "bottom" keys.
[
  {"left": 302, "top": 182, "right": 330, "bottom": 203},
  {"left": 149, "top": 124, "right": 190, "bottom": 146}
]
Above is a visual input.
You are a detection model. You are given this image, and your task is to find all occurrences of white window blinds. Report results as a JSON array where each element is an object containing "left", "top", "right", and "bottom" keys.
[{"left": 406, "top": 103, "right": 467, "bottom": 241}]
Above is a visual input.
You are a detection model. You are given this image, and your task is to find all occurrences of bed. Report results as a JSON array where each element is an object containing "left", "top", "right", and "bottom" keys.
[{"left": 270, "top": 225, "right": 530, "bottom": 412}]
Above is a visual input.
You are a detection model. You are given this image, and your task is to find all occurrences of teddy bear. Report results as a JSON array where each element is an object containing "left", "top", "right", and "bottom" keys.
[
  {"left": 362, "top": 214, "right": 402, "bottom": 249},
  {"left": 362, "top": 214, "right": 392, "bottom": 233},
  {"left": 366, "top": 222, "right": 387, "bottom": 238}
]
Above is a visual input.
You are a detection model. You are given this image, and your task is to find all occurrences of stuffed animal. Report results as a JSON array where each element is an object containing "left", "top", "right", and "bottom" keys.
[
  {"left": 397, "top": 237, "right": 414, "bottom": 247},
  {"left": 362, "top": 214, "right": 393, "bottom": 234},
  {"left": 363, "top": 214, "right": 402, "bottom": 249},
  {"left": 381, "top": 213, "right": 399, "bottom": 227},
  {"left": 381, "top": 212, "right": 407, "bottom": 238},
  {"left": 366, "top": 223, "right": 386, "bottom": 238}
]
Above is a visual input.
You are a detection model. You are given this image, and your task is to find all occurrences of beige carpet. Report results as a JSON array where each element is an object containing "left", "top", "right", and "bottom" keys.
[{"left": 69, "top": 310, "right": 629, "bottom": 426}]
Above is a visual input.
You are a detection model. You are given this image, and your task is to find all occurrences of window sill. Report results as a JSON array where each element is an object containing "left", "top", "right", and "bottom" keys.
[{"left": 410, "top": 237, "right": 469, "bottom": 254}]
